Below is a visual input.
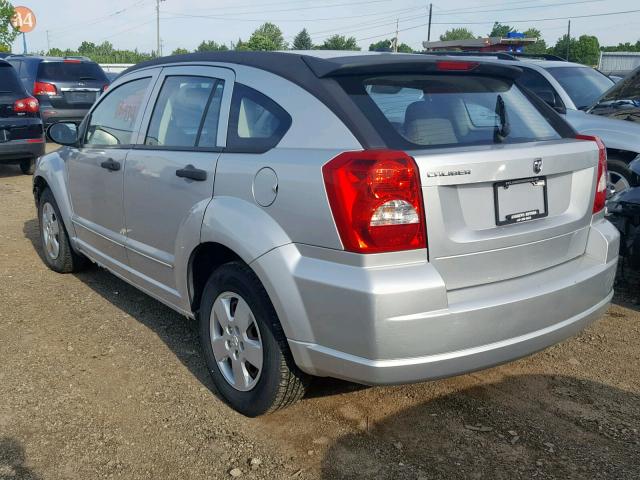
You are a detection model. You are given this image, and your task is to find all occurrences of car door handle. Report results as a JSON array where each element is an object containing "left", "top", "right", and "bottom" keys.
[
  {"left": 100, "top": 159, "right": 121, "bottom": 171},
  {"left": 176, "top": 164, "right": 207, "bottom": 181}
]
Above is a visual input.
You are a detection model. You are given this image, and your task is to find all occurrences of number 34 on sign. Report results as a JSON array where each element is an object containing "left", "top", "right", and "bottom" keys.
[{"left": 11, "top": 6, "right": 37, "bottom": 33}]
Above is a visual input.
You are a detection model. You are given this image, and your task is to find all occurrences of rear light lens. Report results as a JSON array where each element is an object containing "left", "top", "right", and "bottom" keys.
[
  {"left": 63, "top": 59, "right": 81, "bottom": 63},
  {"left": 13, "top": 97, "right": 39, "bottom": 114},
  {"left": 436, "top": 60, "right": 479, "bottom": 72},
  {"left": 33, "top": 81, "right": 57, "bottom": 96},
  {"left": 576, "top": 134, "right": 607, "bottom": 214},
  {"left": 102, "top": 84, "right": 110, "bottom": 93},
  {"left": 322, "top": 150, "right": 426, "bottom": 253}
]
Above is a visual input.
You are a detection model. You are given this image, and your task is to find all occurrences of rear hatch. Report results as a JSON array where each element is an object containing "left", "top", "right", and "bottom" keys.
[
  {"left": 36, "top": 60, "right": 107, "bottom": 109},
  {"left": 0, "top": 62, "right": 42, "bottom": 141},
  {"left": 588, "top": 65, "right": 640, "bottom": 123},
  {"left": 345, "top": 64, "right": 599, "bottom": 290}
]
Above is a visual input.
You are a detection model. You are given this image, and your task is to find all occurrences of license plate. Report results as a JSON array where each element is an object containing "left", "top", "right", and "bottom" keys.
[
  {"left": 65, "top": 91, "right": 97, "bottom": 104},
  {"left": 494, "top": 176, "right": 548, "bottom": 226}
]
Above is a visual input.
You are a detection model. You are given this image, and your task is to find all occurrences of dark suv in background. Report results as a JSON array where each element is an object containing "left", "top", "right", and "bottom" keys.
[
  {"left": 0, "top": 59, "right": 44, "bottom": 174},
  {"left": 6, "top": 55, "right": 109, "bottom": 127}
]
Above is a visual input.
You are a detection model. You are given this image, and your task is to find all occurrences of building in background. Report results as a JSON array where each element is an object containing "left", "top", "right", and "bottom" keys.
[{"left": 598, "top": 52, "right": 640, "bottom": 78}]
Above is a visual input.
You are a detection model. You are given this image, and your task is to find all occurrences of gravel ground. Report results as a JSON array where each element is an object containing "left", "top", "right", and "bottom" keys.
[{"left": 1, "top": 159, "right": 639, "bottom": 479}]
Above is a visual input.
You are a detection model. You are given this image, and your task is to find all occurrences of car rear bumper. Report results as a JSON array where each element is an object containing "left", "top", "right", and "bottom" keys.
[
  {"left": 40, "top": 107, "right": 88, "bottom": 126},
  {"left": 252, "top": 218, "right": 619, "bottom": 385},
  {"left": 0, "top": 140, "right": 45, "bottom": 163}
]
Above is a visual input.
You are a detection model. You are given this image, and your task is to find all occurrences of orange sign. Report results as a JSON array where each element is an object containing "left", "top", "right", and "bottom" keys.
[{"left": 11, "top": 6, "right": 36, "bottom": 33}]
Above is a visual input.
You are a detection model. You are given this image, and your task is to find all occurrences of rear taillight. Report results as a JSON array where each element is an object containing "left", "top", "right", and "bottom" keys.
[
  {"left": 322, "top": 150, "right": 426, "bottom": 253},
  {"left": 576, "top": 134, "right": 607, "bottom": 214},
  {"left": 13, "top": 97, "right": 39, "bottom": 114},
  {"left": 33, "top": 81, "right": 57, "bottom": 96},
  {"left": 102, "top": 84, "right": 110, "bottom": 92}
]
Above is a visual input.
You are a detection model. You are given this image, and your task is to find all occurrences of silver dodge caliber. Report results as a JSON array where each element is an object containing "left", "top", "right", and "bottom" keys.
[{"left": 35, "top": 51, "right": 619, "bottom": 416}]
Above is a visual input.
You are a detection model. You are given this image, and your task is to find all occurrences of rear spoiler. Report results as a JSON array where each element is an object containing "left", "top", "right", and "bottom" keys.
[{"left": 302, "top": 54, "right": 523, "bottom": 80}]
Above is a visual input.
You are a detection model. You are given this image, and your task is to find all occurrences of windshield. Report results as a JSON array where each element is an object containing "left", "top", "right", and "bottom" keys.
[
  {"left": 547, "top": 66, "right": 613, "bottom": 110},
  {"left": 340, "top": 74, "right": 561, "bottom": 149}
]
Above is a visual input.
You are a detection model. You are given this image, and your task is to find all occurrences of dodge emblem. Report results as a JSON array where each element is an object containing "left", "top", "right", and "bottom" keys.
[{"left": 533, "top": 158, "right": 543, "bottom": 174}]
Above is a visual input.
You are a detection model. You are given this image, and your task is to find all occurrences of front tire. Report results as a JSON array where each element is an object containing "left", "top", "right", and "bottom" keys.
[
  {"left": 20, "top": 159, "right": 35, "bottom": 175},
  {"left": 38, "top": 188, "right": 86, "bottom": 273},
  {"left": 199, "top": 261, "right": 309, "bottom": 416}
]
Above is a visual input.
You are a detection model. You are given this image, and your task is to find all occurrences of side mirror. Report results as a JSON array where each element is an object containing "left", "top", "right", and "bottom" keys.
[{"left": 47, "top": 122, "right": 78, "bottom": 146}]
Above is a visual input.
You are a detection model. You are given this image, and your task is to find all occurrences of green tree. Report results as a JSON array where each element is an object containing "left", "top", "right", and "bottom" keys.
[
  {"left": 0, "top": 0, "right": 18, "bottom": 50},
  {"left": 244, "top": 22, "right": 287, "bottom": 51},
  {"left": 551, "top": 34, "right": 600, "bottom": 65},
  {"left": 172, "top": 47, "right": 189, "bottom": 55},
  {"left": 439, "top": 28, "right": 475, "bottom": 41},
  {"left": 196, "top": 40, "right": 228, "bottom": 52},
  {"left": 369, "top": 38, "right": 412, "bottom": 52},
  {"left": 317, "top": 34, "right": 359, "bottom": 50},
  {"left": 488, "top": 22, "right": 514, "bottom": 38},
  {"left": 292, "top": 28, "right": 312, "bottom": 50},
  {"left": 523, "top": 28, "right": 547, "bottom": 55}
]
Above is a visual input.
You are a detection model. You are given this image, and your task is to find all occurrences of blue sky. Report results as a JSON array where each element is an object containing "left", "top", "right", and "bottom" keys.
[{"left": 11, "top": 0, "right": 640, "bottom": 55}]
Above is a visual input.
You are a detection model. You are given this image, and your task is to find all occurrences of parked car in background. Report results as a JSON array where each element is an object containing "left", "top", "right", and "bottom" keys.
[
  {"left": 6, "top": 55, "right": 109, "bottom": 127},
  {"left": 589, "top": 65, "right": 640, "bottom": 123},
  {"left": 0, "top": 58, "right": 44, "bottom": 174},
  {"left": 35, "top": 51, "right": 618, "bottom": 416},
  {"left": 428, "top": 53, "right": 640, "bottom": 194}
]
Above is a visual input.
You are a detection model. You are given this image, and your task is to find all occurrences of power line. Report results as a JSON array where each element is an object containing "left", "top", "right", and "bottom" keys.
[
  {"left": 48, "top": 0, "right": 153, "bottom": 33},
  {"left": 163, "top": 0, "right": 394, "bottom": 18},
  {"left": 356, "top": 7, "right": 640, "bottom": 42},
  {"left": 433, "top": 0, "right": 605, "bottom": 16}
]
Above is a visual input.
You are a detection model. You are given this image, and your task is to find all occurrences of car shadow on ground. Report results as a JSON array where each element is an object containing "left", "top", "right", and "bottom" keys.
[
  {"left": 319, "top": 374, "right": 640, "bottom": 480},
  {"left": 0, "top": 437, "right": 41, "bottom": 480},
  {"left": 22, "top": 218, "right": 364, "bottom": 403},
  {"left": 0, "top": 164, "right": 25, "bottom": 178}
]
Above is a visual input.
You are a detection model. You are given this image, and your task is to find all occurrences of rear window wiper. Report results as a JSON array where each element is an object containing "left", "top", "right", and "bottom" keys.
[
  {"left": 494, "top": 94, "right": 511, "bottom": 143},
  {"left": 79, "top": 76, "right": 97, "bottom": 80}
]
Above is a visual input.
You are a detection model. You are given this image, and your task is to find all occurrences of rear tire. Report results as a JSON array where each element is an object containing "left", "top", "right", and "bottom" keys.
[
  {"left": 38, "top": 188, "right": 87, "bottom": 273},
  {"left": 199, "top": 261, "right": 310, "bottom": 416},
  {"left": 20, "top": 159, "right": 35, "bottom": 175}
]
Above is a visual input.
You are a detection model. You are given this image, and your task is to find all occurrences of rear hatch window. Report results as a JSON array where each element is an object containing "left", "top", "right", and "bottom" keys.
[
  {"left": 340, "top": 74, "right": 562, "bottom": 150},
  {"left": 0, "top": 64, "right": 27, "bottom": 118},
  {"left": 37, "top": 61, "right": 107, "bottom": 83},
  {"left": 0, "top": 64, "right": 26, "bottom": 95}
]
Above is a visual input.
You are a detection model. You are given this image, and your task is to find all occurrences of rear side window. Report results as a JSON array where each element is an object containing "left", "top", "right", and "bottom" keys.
[
  {"left": 145, "top": 75, "right": 224, "bottom": 148},
  {"left": 38, "top": 61, "right": 107, "bottom": 82},
  {"left": 341, "top": 74, "right": 562, "bottom": 149},
  {"left": 0, "top": 64, "right": 25, "bottom": 95},
  {"left": 227, "top": 84, "right": 291, "bottom": 153}
]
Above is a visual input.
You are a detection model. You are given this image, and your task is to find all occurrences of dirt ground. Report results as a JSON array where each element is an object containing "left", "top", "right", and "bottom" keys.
[{"left": 1, "top": 157, "right": 639, "bottom": 480}]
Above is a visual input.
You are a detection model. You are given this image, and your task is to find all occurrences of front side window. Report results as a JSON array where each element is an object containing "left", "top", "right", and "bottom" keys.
[
  {"left": 546, "top": 66, "right": 614, "bottom": 110},
  {"left": 227, "top": 84, "right": 291, "bottom": 152},
  {"left": 145, "top": 76, "right": 224, "bottom": 148},
  {"left": 342, "top": 74, "right": 562, "bottom": 149},
  {"left": 85, "top": 77, "right": 151, "bottom": 146}
]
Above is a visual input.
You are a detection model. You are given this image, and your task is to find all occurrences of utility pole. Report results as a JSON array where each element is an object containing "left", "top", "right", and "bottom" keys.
[
  {"left": 46, "top": 30, "right": 50, "bottom": 53},
  {"left": 565, "top": 19, "right": 571, "bottom": 61},
  {"left": 394, "top": 19, "right": 399, "bottom": 52},
  {"left": 156, "top": 0, "right": 165, "bottom": 57},
  {"left": 427, "top": 3, "right": 433, "bottom": 42}
]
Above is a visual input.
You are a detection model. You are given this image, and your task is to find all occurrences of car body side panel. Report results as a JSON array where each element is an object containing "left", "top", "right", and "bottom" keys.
[
  {"left": 564, "top": 108, "right": 640, "bottom": 153},
  {"left": 32, "top": 148, "right": 78, "bottom": 243}
]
